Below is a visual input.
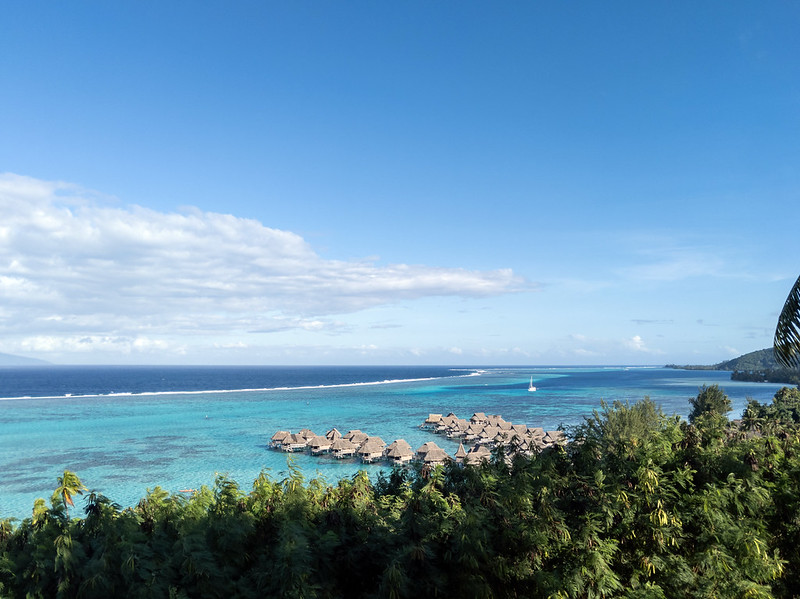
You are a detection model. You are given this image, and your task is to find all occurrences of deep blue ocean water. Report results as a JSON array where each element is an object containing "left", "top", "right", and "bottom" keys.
[{"left": 0, "top": 365, "right": 789, "bottom": 520}]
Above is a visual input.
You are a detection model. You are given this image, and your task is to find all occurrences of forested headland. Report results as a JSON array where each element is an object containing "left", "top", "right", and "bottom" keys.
[
  {"left": 666, "top": 347, "right": 800, "bottom": 385},
  {"left": 2, "top": 385, "right": 800, "bottom": 598}
]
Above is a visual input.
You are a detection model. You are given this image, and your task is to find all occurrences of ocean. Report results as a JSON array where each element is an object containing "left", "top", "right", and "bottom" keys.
[{"left": 0, "top": 365, "right": 789, "bottom": 521}]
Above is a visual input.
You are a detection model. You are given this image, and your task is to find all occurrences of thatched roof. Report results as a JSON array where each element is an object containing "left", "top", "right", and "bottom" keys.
[
  {"left": 358, "top": 437, "right": 386, "bottom": 453},
  {"left": 544, "top": 430, "right": 567, "bottom": 445},
  {"left": 325, "top": 428, "right": 342, "bottom": 441},
  {"left": 471, "top": 412, "right": 487, "bottom": 423},
  {"left": 308, "top": 435, "right": 332, "bottom": 449},
  {"left": 441, "top": 414, "right": 458, "bottom": 427},
  {"left": 297, "top": 428, "right": 316, "bottom": 440},
  {"left": 454, "top": 443, "right": 468, "bottom": 460},
  {"left": 486, "top": 414, "right": 503, "bottom": 426},
  {"left": 271, "top": 430, "right": 291, "bottom": 442},
  {"left": 416, "top": 441, "right": 442, "bottom": 457},
  {"left": 330, "top": 438, "right": 356, "bottom": 451},
  {"left": 281, "top": 433, "right": 307, "bottom": 449},
  {"left": 344, "top": 430, "right": 368, "bottom": 445},
  {"left": 423, "top": 447, "right": 450, "bottom": 464},
  {"left": 385, "top": 439, "right": 413, "bottom": 458},
  {"left": 423, "top": 414, "right": 442, "bottom": 425},
  {"left": 465, "top": 444, "right": 492, "bottom": 465}
]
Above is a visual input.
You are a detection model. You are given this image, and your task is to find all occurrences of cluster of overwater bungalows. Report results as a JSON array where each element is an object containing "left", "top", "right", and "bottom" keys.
[
  {"left": 420, "top": 411, "right": 566, "bottom": 455},
  {"left": 270, "top": 428, "right": 456, "bottom": 467},
  {"left": 270, "top": 412, "right": 566, "bottom": 468}
]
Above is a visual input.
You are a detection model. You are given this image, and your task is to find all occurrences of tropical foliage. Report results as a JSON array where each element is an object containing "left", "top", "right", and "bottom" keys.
[
  {"left": 775, "top": 274, "right": 800, "bottom": 369},
  {"left": 3, "top": 388, "right": 800, "bottom": 598}
]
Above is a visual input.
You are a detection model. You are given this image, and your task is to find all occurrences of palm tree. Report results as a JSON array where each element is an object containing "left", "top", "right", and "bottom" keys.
[
  {"left": 774, "top": 274, "right": 800, "bottom": 368},
  {"left": 54, "top": 470, "right": 88, "bottom": 518}
]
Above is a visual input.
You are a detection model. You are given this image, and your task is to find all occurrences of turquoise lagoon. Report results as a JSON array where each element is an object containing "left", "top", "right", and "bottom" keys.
[{"left": 0, "top": 365, "right": 788, "bottom": 520}]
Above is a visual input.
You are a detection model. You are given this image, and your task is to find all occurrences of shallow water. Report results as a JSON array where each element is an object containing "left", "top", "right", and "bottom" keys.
[{"left": 0, "top": 365, "right": 787, "bottom": 520}]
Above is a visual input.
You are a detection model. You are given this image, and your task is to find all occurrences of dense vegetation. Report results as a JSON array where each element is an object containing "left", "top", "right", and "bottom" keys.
[
  {"left": 667, "top": 347, "right": 800, "bottom": 384},
  {"left": 2, "top": 385, "right": 800, "bottom": 598}
]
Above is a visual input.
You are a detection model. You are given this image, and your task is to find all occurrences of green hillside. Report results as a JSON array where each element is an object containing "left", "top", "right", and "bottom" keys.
[
  {"left": 716, "top": 348, "right": 780, "bottom": 371},
  {"left": 667, "top": 348, "right": 800, "bottom": 384}
]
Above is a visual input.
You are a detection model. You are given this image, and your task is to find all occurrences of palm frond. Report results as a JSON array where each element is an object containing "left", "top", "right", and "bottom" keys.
[{"left": 774, "top": 275, "right": 800, "bottom": 369}]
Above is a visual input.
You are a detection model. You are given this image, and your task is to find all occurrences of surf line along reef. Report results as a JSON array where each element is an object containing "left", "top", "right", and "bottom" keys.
[{"left": 269, "top": 411, "right": 567, "bottom": 467}]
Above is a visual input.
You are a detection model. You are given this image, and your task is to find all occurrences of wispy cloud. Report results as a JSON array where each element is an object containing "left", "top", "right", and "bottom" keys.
[
  {"left": 617, "top": 245, "right": 728, "bottom": 282},
  {"left": 0, "top": 174, "right": 527, "bottom": 356}
]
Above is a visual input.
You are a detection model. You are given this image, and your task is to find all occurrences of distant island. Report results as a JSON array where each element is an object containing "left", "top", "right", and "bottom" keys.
[
  {"left": 666, "top": 347, "right": 800, "bottom": 385},
  {"left": 0, "top": 352, "right": 50, "bottom": 366}
]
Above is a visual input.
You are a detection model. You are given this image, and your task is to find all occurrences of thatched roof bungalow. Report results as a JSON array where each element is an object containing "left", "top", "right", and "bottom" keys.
[
  {"left": 270, "top": 430, "right": 291, "bottom": 448},
  {"left": 358, "top": 436, "right": 387, "bottom": 463},
  {"left": 344, "top": 430, "right": 368, "bottom": 446},
  {"left": 384, "top": 439, "right": 414, "bottom": 464},
  {"left": 544, "top": 430, "right": 567, "bottom": 446},
  {"left": 464, "top": 423, "right": 483, "bottom": 441},
  {"left": 423, "top": 446, "right": 451, "bottom": 466},
  {"left": 416, "top": 441, "right": 443, "bottom": 462},
  {"left": 528, "top": 427, "right": 545, "bottom": 439},
  {"left": 308, "top": 435, "right": 333, "bottom": 455},
  {"left": 454, "top": 442, "right": 468, "bottom": 464},
  {"left": 281, "top": 433, "right": 308, "bottom": 452},
  {"left": 325, "top": 427, "right": 342, "bottom": 441},
  {"left": 470, "top": 412, "right": 488, "bottom": 424},
  {"left": 464, "top": 444, "right": 492, "bottom": 465},
  {"left": 446, "top": 418, "right": 470, "bottom": 437},
  {"left": 331, "top": 438, "right": 357, "bottom": 459},
  {"left": 297, "top": 428, "right": 316, "bottom": 441},
  {"left": 421, "top": 414, "right": 442, "bottom": 429}
]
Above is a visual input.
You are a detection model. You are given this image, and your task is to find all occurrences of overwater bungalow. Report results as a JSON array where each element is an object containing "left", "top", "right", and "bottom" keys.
[
  {"left": 423, "top": 446, "right": 451, "bottom": 466},
  {"left": 281, "top": 433, "right": 308, "bottom": 452},
  {"left": 470, "top": 412, "right": 488, "bottom": 424},
  {"left": 416, "top": 441, "right": 443, "bottom": 462},
  {"left": 464, "top": 444, "right": 492, "bottom": 465},
  {"left": 358, "top": 437, "right": 387, "bottom": 463},
  {"left": 464, "top": 423, "right": 483, "bottom": 441},
  {"left": 270, "top": 430, "right": 291, "bottom": 449},
  {"left": 420, "top": 414, "right": 442, "bottom": 429},
  {"left": 446, "top": 418, "right": 469, "bottom": 438},
  {"left": 325, "top": 427, "right": 342, "bottom": 441},
  {"left": 511, "top": 424, "right": 528, "bottom": 436},
  {"left": 297, "top": 428, "right": 317, "bottom": 441},
  {"left": 344, "top": 430, "right": 368, "bottom": 446},
  {"left": 486, "top": 414, "right": 503, "bottom": 427},
  {"left": 454, "top": 442, "right": 468, "bottom": 464},
  {"left": 384, "top": 439, "right": 414, "bottom": 464},
  {"left": 433, "top": 413, "right": 455, "bottom": 434},
  {"left": 308, "top": 435, "right": 333, "bottom": 455},
  {"left": 493, "top": 432, "right": 509, "bottom": 446},
  {"left": 477, "top": 426, "right": 502, "bottom": 445},
  {"left": 331, "top": 438, "right": 357, "bottom": 459},
  {"left": 544, "top": 430, "right": 567, "bottom": 446}
]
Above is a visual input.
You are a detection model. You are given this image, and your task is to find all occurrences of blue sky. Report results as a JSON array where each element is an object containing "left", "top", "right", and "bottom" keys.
[{"left": 0, "top": 2, "right": 798, "bottom": 365}]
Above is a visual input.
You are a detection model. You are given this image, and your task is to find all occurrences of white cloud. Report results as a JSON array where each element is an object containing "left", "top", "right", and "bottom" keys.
[
  {"left": 625, "top": 335, "right": 647, "bottom": 352},
  {"left": 615, "top": 239, "right": 730, "bottom": 283},
  {"left": 0, "top": 173, "right": 526, "bottom": 357},
  {"left": 622, "top": 335, "right": 665, "bottom": 355},
  {"left": 19, "top": 334, "right": 174, "bottom": 354}
]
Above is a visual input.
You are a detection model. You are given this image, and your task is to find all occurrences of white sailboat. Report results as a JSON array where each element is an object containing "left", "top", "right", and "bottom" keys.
[{"left": 528, "top": 376, "right": 536, "bottom": 392}]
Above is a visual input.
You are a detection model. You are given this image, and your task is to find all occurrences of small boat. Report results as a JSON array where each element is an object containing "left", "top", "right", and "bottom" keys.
[{"left": 528, "top": 377, "right": 537, "bottom": 392}]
